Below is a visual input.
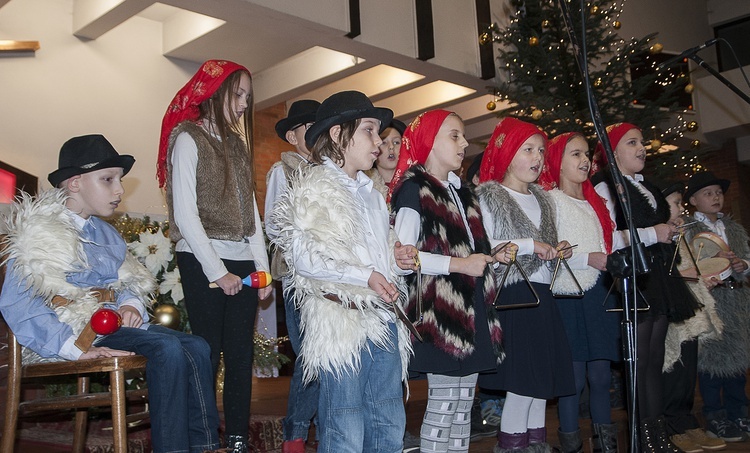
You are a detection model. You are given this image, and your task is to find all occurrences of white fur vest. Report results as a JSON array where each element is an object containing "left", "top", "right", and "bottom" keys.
[
  {"left": 2, "top": 190, "right": 155, "bottom": 363},
  {"left": 270, "top": 164, "right": 412, "bottom": 384},
  {"left": 548, "top": 189, "right": 605, "bottom": 293}
]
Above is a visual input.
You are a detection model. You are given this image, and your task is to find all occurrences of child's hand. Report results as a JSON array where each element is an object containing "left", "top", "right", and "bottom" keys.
[
  {"left": 450, "top": 254, "right": 493, "bottom": 277},
  {"left": 214, "top": 272, "right": 243, "bottom": 295},
  {"left": 368, "top": 271, "right": 400, "bottom": 303},
  {"left": 394, "top": 241, "right": 419, "bottom": 270},
  {"left": 555, "top": 241, "right": 574, "bottom": 259},
  {"left": 534, "top": 241, "right": 558, "bottom": 261},
  {"left": 716, "top": 250, "right": 748, "bottom": 273},
  {"left": 587, "top": 252, "right": 608, "bottom": 271},
  {"left": 80, "top": 346, "right": 134, "bottom": 360},
  {"left": 258, "top": 285, "right": 274, "bottom": 300},
  {"left": 118, "top": 306, "right": 143, "bottom": 328},
  {"left": 703, "top": 276, "right": 721, "bottom": 290},
  {"left": 653, "top": 223, "right": 677, "bottom": 243},
  {"left": 493, "top": 243, "right": 518, "bottom": 264}
]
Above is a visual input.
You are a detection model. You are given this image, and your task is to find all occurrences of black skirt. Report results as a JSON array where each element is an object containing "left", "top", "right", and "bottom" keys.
[{"left": 478, "top": 281, "right": 575, "bottom": 399}]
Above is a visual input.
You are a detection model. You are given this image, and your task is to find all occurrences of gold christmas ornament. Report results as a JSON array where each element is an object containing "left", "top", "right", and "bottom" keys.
[
  {"left": 479, "top": 32, "right": 491, "bottom": 46},
  {"left": 649, "top": 43, "right": 664, "bottom": 54},
  {"left": 590, "top": 5, "right": 599, "bottom": 14},
  {"left": 529, "top": 36, "right": 540, "bottom": 47},
  {"left": 486, "top": 100, "right": 497, "bottom": 111},
  {"left": 691, "top": 140, "right": 701, "bottom": 149},
  {"left": 542, "top": 20, "right": 551, "bottom": 28},
  {"left": 613, "top": 21, "right": 621, "bottom": 29},
  {"left": 154, "top": 304, "right": 181, "bottom": 330},
  {"left": 684, "top": 83, "right": 694, "bottom": 94},
  {"left": 593, "top": 78, "right": 603, "bottom": 87},
  {"left": 531, "top": 109, "right": 543, "bottom": 120},
  {"left": 687, "top": 121, "right": 698, "bottom": 132},
  {"left": 650, "top": 139, "right": 662, "bottom": 151}
]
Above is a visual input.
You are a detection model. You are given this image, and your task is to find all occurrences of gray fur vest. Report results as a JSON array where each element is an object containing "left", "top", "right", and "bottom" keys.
[
  {"left": 476, "top": 181, "right": 558, "bottom": 286},
  {"left": 685, "top": 216, "right": 750, "bottom": 377},
  {"left": 270, "top": 164, "right": 412, "bottom": 384},
  {"left": 166, "top": 121, "right": 256, "bottom": 243},
  {"left": 2, "top": 190, "right": 155, "bottom": 363}
]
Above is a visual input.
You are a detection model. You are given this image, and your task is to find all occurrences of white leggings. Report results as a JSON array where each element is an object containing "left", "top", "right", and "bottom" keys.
[
  {"left": 420, "top": 373, "right": 478, "bottom": 453},
  {"left": 499, "top": 391, "right": 546, "bottom": 434}
]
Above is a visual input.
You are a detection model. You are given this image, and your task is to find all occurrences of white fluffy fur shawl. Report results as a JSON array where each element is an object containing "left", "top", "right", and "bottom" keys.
[
  {"left": 270, "top": 164, "right": 412, "bottom": 385},
  {"left": 2, "top": 190, "right": 155, "bottom": 363}
]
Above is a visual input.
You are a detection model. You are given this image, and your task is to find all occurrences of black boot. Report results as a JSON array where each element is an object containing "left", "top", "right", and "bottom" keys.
[
  {"left": 640, "top": 418, "right": 660, "bottom": 452},
  {"left": 592, "top": 423, "right": 617, "bottom": 453},
  {"left": 226, "top": 434, "right": 249, "bottom": 453},
  {"left": 557, "top": 428, "right": 583, "bottom": 453},
  {"left": 654, "top": 417, "right": 680, "bottom": 453}
]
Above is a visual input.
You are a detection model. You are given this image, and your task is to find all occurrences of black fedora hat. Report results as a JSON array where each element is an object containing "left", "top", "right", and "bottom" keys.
[
  {"left": 383, "top": 119, "right": 407, "bottom": 136},
  {"left": 274, "top": 100, "right": 321, "bottom": 142},
  {"left": 684, "top": 171, "right": 730, "bottom": 200},
  {"left": 305, "top": 91, "right": 393, "bottom": 148},
  {"left": 653, "top": 178, "right": 685, "bottom": 198},
  {"left": 48, "top": 135, "right": 135, "bottom": 187}
]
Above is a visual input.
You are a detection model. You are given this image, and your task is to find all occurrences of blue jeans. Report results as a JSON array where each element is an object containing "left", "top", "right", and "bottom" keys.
[
  {"left": 698, "top": 371, "right": 749, "bottom": 420},
  {"left": 97, "top": 325, "right": 220, "bottom": 453},
  {"left": 317, "top": 322, "right": 405, "bottom": 453},
  {"left": 283, "top": 288, "right": 319, "bottom": 441}
]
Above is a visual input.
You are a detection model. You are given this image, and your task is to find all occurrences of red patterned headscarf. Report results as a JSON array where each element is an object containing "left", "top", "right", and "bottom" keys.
[
  {"left": 592, "top": 122, "right": 640, "bottom": 170},
  {"left": 157, "top": 60, "right": 250, "bottom": 187},
  {"left": 388, "top": 109, "right": 453, "bottom": 201},
  {"left": 478, "top": 117, "right": 547, "bottom": 183},
  {"left": 540, "top": 132, "right": 614, "bottom": 253}
]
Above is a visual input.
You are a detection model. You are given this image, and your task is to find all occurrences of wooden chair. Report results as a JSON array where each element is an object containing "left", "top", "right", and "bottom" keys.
[{"left": 0, "top": 238, "right": 149, "bottom": 452}]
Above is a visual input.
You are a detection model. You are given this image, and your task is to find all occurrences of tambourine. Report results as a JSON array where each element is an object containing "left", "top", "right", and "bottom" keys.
[
  {"left": 692, "top": 231, "right": 730, "bottom": 261},
  {"left": 695, "top": 257, "right": 733, "bottom": 281}
]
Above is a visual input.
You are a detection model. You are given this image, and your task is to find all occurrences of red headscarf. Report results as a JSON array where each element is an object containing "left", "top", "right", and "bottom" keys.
[
  {"left": 157, "top": 60, "right": 250, "bottom": 188},
  {"left": 592, "top": 122, "right": 640, "bottom": 170},
  {"left": 478, "top": 117, "right": 547, "bottom": 183},
  {"left": 540, "top": 132, "right": 614, "bottom": 253},
  {"left": 388, "top": 109, "right": 452, "bottom": 201}
]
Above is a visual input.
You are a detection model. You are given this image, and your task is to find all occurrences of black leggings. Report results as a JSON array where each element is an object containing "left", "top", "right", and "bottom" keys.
[
  {"left": 636, "top": 313, "right": 668, "bottom": 420},
  {"left": 177, "top": 252, "right": 259, "bottom": 437}
]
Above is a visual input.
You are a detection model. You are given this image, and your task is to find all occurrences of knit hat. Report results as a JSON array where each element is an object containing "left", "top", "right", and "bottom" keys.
[
  {"left": 479, "top": 117, "right": 547, "bottom": 183},
  {"left": 157, "top": 60, "right": 250, "bottom": 187},
  {"left": 48, "top": 135, "right": 134, "bottom": 187},
  {"left": 304, "top": 91, "right": 393, "bottom": 148}
]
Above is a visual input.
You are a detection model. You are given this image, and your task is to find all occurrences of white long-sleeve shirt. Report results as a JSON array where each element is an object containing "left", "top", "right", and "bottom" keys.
[
  {"left": 594, "top": 174, "right": 659, "bottom": 249},
  {"left": 170, "top": 130, "right": 269, "bottom": 282}
]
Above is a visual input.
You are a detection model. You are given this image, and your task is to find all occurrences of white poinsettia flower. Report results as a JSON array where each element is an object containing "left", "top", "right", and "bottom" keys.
[
  {"left": 160, "top": 267, "right": 184, "bottom": 302},
  {"left": 129, "top": 229, "right": 173, "bottom": 275}
]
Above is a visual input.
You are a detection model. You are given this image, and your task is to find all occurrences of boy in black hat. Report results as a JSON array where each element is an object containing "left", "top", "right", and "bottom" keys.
[
  {"left": 269, "top": 91, "right": 417, "bottom": 452},
  {"left": 0, "top": 135, "right": 221, "bottom": 452},
  {"left": 264, "top": 99, "right": 320, "bottom": 453},
  {"left": 683, "top": 171, "right": 750, "bottom": 443}
]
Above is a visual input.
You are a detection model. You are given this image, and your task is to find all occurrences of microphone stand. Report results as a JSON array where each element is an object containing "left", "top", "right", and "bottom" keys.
[
  {"left": 556, "top": 1, "right": 650, "bottom": 451},
  {"left": 688, "top": 54, "right": 750, "bottom": 106}
]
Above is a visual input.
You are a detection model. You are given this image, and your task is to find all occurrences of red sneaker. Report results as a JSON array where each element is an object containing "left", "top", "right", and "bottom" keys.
[{"left": 282, "top": 438, "right": 306, "bottom": 453}]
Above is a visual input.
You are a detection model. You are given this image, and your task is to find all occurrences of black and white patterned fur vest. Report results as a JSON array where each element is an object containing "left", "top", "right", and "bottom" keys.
[
  {"left": 476, "top": 181, "right": 558, "bottom": 286},
  {"left": 391, "top": 166, "right": 504, "bottom": 361}
]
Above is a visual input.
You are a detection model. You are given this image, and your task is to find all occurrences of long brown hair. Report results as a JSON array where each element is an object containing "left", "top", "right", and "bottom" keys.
[
  {"left": 198, "top": 69, "right": 254, "bottom": 193},
  {"left": 310, "top": 119, "right": 360, "bottom": 167}
]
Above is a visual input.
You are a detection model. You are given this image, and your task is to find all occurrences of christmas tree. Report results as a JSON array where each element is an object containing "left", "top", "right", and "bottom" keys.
[{"left": 480, "top": 0, "right": 710, "bottom": 177}]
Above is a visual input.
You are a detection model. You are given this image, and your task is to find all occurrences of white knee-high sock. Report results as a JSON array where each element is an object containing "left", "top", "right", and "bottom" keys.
[{"left": 500, "top": 391, "right": 534, "bottom": 434}]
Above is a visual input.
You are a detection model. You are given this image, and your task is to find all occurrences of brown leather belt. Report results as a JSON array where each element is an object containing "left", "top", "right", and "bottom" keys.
[
  {"left": 51, "top": 288, "right": 116, "bottom": 353},
  {"left": 323, "top": 293, "right": 423, "bottom": 342}
]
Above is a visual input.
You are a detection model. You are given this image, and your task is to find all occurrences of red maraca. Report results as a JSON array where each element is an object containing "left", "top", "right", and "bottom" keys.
[
  {"left": 208, "top": 271, "right": 272, "bottom": 289},
  {"left": 90, "top": 308, "right": 122, "bottom": 335}
]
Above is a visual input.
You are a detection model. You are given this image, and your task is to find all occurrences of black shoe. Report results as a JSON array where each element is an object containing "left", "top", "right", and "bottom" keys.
[{"left": 471, "top": 397, "right": 498, "bottom": 440}]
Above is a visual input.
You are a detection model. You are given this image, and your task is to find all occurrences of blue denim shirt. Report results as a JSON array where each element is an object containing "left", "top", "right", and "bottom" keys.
[{"left": 0, "top": 213, "right": 148, "bottom": 360}]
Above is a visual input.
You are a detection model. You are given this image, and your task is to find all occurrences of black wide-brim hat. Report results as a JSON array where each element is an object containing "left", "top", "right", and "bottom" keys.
[
  {"left": 48, "top": 134, "right": 135, "bottom": 187},
  {"left": 684, "top": 171, "right": 730, "bottom": 199},
  {"left": 274, "top": 99, "right": 321, "bottom": 142},
  {"left": 305, "top": 90, "right": 393, "bottom": 148},
  {"left": 385, "top": 119, "right": 407, "bottom": 136}
]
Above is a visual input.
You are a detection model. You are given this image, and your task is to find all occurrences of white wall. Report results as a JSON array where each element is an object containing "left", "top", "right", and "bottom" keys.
[{"left": 0, "top": 0, "right": 198, "bottom": 215}]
